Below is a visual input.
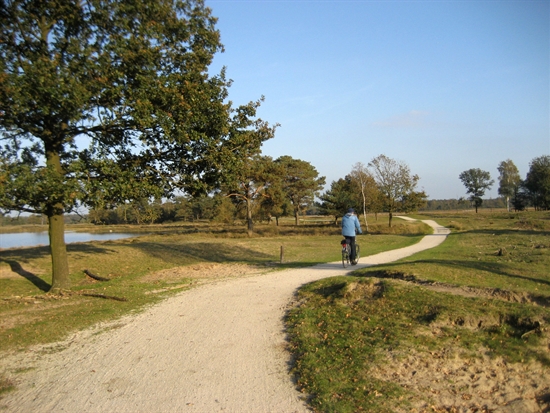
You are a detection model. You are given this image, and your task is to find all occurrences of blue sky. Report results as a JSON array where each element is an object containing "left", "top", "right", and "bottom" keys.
[{"left": 207, "top": 0, "right": 549, "bottom": 200}]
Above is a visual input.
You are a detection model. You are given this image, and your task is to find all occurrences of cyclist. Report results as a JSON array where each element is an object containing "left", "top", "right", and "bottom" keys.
[{"left": 342, "top": 208, "right": 362, "bottom": 263}]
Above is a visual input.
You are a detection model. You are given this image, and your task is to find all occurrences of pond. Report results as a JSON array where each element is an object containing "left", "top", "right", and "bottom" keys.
[{"left": 0, "top": 232, "right": 139, "bottom": 250}]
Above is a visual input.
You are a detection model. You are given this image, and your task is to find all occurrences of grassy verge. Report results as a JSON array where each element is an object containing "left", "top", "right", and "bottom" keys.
[{"left": 286, "top": 211, "right": 550, "bottom": 412}]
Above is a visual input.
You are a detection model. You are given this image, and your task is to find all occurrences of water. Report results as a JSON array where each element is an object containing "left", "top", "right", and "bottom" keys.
[{"left": 0, "top": 232, "right": 139, "bottom": 250}]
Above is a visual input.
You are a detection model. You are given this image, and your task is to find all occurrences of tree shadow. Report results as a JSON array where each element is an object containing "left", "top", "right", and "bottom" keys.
[
  {"left": 0, "top": 243, "right": 118, "bottom": 261},
  {"left": 365, "top": 258, "right": 550, "bottom": 287},
  {"left": 464, "top": 228, "right": 550, "bottom": 237},
  {"left": 127, "top": 241, "right": 275, "bottom": 265},
  {"left": 1, "top": 259, "right": 51, "bottom": 291}
]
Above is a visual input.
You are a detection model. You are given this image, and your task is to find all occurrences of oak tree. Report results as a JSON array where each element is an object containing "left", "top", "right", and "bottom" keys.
[
  {"left": 0, "top": 0, "right": 275, "bottom": 291},
  {"left": 458, "top": 168, "right": 494, "bottom": 213}
]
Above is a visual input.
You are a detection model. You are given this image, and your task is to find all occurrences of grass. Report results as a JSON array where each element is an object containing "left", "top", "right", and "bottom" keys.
[
  {"left": 285, "top": 210, "right": 550, "bottom": 412},
  {"left": 286, "top": 277, "right": 549, "bottom": 413},
  {"left": 385, "top": 210, "right": 550, "bottom": 295}
]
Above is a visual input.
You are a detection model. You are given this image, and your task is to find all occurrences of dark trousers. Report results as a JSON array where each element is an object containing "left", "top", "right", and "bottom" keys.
[{"left": 345, "top": 236, "right": 356, "bottom": 261}]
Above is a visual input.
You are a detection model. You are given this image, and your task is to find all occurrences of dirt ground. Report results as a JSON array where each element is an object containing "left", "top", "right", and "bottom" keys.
[{"left": 1, "top": 220, "right": 548, "bottom": 413}]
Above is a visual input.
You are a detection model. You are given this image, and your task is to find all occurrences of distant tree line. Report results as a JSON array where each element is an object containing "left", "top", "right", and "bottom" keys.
[
  {"left": 4, "top": 154, "right": 548, "bottom": 231},
  {"left": 85, "top": 153, "right": 427, "bottom": 228},
  {"left": 459, "top": 156, "right": 550, "bottom": 213},
  {"left": 420, "top": 198, "right": 506, "bottom": 212}
]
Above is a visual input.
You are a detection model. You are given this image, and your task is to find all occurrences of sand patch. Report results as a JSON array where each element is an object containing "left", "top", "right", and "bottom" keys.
[
  {"left": 141, "top": 262, "right": 268, "bottom": 283},
  {"left": 370, "top": 347, "right": 549, "bottom": 413}
]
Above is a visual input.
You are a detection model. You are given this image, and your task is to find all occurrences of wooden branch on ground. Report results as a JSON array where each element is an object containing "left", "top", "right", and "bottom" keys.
[
  {"left": 80, "top": 293, "right": 128, "bottom": 302},
  {"left": 84, "top": 269, "right": 111, "bottom": 281}
]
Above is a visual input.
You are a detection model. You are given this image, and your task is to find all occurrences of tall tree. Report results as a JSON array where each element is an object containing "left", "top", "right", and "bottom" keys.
[
  {"left": 224, "top": 155, "right": 281, "bottom": 235},
  {"left": 275, "top": 156, "right": 326, "bottom": 225},
  {"left": 261, "top": 181, "right": 290, "bottom": 226},
  {"left": 510, "top": 183, "right": 530, "bottom": 212},
  {"left": 0, "top": 0, "right": 275, "bottom": 291},
  {"left": 523, "top": 155, "right": 550, "bottom": 211},
  {"left": 458, "top": 168, "right": 494, "bottom": 213},
  {"left": 368, "top": 154, "right": 422, "bottom": 227},
  {"left": 349, "top": 162, "right": 381, "bottom": 231},
  {"left": 319, "top": 177, "right": 357, "bottom": 224},
  {"left": 497, "top": 159, "right": 521, "bottom": 211}
]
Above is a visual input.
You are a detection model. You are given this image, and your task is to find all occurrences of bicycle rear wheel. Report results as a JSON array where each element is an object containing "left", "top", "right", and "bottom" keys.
[
  {"left": 342, "top": 245, "right": 350, "bottom": 268},
  {"left": 351, "top": 244, "right": 360, "bottom": 265}
]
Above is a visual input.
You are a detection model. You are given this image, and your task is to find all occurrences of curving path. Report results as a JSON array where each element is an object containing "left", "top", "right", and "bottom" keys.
[{"left": 0, "top": 219, "right": 449, "bottom": 413}]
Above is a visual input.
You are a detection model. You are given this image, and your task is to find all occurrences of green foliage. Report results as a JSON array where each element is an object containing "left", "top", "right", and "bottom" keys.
[
  {"left": 422, "top": 197, "right": 505, "bottom": 211},
  {"left": 349, "top": 162, "right": 384, "bottom": 220},
  {"left": 497, "top": 159, "right": 521, "bottom": 210},
  {"left": 0, "top": 0, "right": 275, "bottom": 215},
  {"left": 276, "top": 156, "right": 326, "bottom": 225},
  {"left": 458, "top": 168, "right": 494, "bottom": 213},
  {"left": 223, "top": 155, "right": 283, "bottom": 232},
  {"left": 319, "top": 177, "right": 357, "bottom": 218},
  {"left": 524, "top": 155, "right": 550, "bottom": 210}
]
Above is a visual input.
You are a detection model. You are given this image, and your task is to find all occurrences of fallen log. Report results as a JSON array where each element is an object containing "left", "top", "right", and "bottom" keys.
[
  {"left": 83, "top": 269, "right": 111, "bottom": 281},
  {"left": 80, "top": 293, "right": 128, "bottom": 302}
]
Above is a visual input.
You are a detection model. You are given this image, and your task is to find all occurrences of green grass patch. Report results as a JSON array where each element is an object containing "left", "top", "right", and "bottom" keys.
[
  {"left": 286, "top": 276, "right": 549, "bottom": 413},
  {"left": 362, "top": 211, "right": 550, "bottom": 296},
  {"left": 286, "top": 211, "right": 550, "bottom": 412}
]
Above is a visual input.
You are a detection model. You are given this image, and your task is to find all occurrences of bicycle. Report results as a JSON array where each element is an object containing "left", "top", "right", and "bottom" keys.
[{"left": 341, "top": 239, "right": 360, "bottom": 268}]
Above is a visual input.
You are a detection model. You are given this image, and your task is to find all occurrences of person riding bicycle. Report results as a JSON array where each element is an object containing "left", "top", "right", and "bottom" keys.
[{"left": 342, "top": 208, "right": 362, "bottom": 263}]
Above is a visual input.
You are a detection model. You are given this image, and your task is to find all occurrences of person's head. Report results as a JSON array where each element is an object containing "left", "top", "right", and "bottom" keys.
[{"left": 347, "top": 208, "right": 355, "bottom": 214}]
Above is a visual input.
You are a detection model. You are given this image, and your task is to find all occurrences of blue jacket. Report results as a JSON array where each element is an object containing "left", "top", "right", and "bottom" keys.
[{"left": 342, "top": 213, "right": 362, "bottom": 237}]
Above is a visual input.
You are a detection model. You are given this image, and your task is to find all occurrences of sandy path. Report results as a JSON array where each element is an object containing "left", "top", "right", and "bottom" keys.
[{"left": 0, "top": 219, "right": 449, "bottom": 413}]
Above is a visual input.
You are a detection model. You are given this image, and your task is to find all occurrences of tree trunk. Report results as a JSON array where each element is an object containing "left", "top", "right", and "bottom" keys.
[
  {"left": 48, "top": 212, "right": 70, "bottom": 291},
  {"left": 45, "top": 144, "right": 71, "bottom": 292},
  {"left": 294, "top": 210, "right": 299, "bottom": 226},
  {"left": 360, "top": 180, "right": 368, "bottom": 231},
  {"left": 388, "top": 211, "right": 393, "bottom": 227},
  {"left": 246, "top": 198, "right": 254, "bottom": 236}
]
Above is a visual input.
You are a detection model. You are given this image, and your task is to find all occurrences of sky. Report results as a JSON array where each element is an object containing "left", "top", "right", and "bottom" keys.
[{"left": 205, "top": 0, "right": 550, "bottom": 200}]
